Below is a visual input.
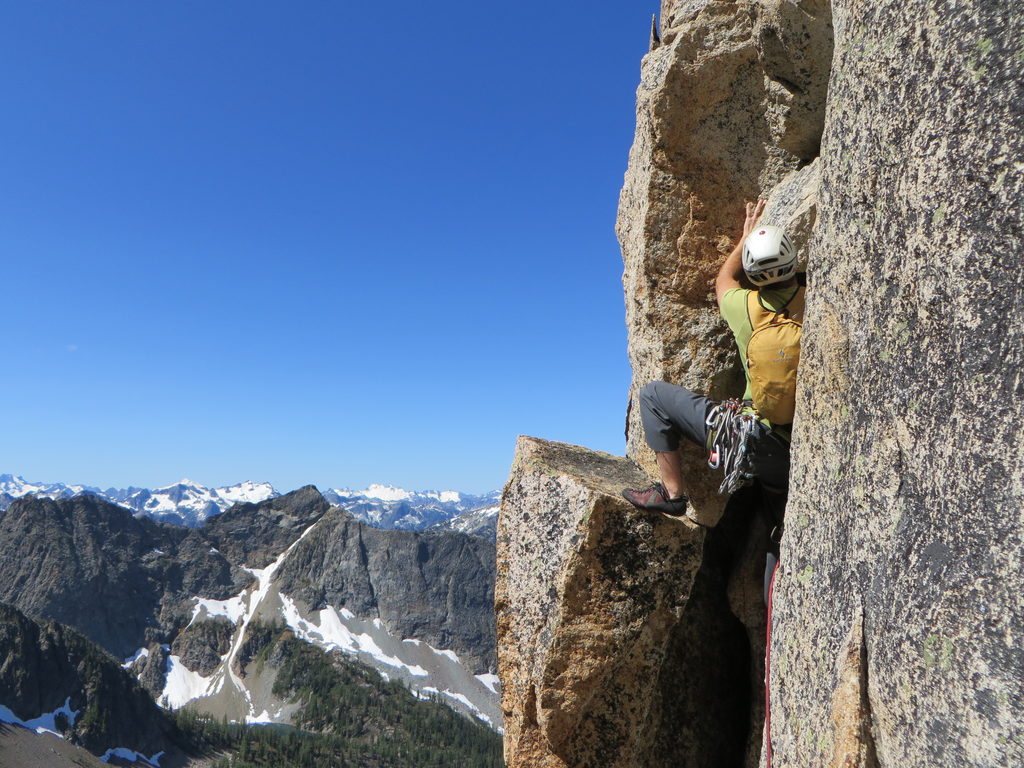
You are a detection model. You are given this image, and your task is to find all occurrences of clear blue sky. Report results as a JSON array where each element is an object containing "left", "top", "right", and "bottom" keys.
[{"left": 1, "top": 1, "right": 656, "bottom": 494}]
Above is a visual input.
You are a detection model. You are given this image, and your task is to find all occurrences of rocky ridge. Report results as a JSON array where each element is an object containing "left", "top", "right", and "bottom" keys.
[
  {"left": 0, "top": 487, "right": 501, "bottom": 731},
  {"left": 498, "top": 0, "right": 1022, "bottom": 767},
  {"left": 0, "top": 493, "right": 251, "bottom": 659},
  {"left": 275, "top": 507, "right": 497, "bottom": 674}
]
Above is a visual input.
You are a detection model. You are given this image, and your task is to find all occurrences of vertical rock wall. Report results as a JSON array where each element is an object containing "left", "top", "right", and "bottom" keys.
[{"left": 770, "top": 1, "right": 1024, "bottom": 766}]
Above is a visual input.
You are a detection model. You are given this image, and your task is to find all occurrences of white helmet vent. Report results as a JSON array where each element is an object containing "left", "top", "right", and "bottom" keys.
[{"left": 742, "top": 225, "right": 797, "bottom": 286}]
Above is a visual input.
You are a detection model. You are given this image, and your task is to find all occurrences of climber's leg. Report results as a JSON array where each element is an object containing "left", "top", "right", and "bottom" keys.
[
  {"left": 622, "top": 382, "right": 715, "bottom": 512},
  {"left": 638, "top": 381, "right": 715, "bottom": 451}
]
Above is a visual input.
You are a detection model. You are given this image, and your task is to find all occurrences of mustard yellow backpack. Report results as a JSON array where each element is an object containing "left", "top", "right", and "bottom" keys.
[{"left": 745, "top": 285, "right": 805, "bottom": 425}]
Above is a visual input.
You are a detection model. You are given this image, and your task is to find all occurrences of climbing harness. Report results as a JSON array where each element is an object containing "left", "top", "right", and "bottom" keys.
[{"left": 705, "top": 399, "right": 759, "bottom": 494}]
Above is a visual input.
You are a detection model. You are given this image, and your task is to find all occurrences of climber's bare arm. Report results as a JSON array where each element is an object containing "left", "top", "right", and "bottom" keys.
[
  {"left": 715, "top": 199, "right": 766, "bottom": 302},
  {"left": 714, "top": 240, "right": 745, "bottom": 302}
]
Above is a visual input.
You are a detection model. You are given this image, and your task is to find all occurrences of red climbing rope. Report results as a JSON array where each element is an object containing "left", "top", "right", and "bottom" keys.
[{"left": 765, "top": 559, "right": 780, "bottom": 768}]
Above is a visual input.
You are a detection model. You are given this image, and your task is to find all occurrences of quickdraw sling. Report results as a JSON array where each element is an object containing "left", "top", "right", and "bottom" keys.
[{"left": 705, "top": 399, "right": 759, "bottom": 494}]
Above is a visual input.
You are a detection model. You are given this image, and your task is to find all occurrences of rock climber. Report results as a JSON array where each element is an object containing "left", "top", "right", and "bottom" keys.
[{"left": 621, "top": 199, "right": 804, "bottom": 528}]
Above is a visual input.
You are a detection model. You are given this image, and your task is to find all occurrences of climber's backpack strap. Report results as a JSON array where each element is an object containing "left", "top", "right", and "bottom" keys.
[{"left": 745, "top": 284, "right": 805, "bottom": 425}]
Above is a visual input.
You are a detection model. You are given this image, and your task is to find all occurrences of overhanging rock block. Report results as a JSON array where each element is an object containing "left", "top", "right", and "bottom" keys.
[{"left": 496, "top": 436, "right": 705, "bottom": 768}]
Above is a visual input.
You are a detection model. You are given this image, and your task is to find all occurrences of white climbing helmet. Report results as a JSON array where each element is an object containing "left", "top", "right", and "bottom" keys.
[{"left": 742, "top": 225, "right": 797, "bottom": 286}]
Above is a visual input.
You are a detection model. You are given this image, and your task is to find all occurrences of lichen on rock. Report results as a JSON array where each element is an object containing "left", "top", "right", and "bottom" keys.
[{"left": 768, "top": 1, "right": 1024, "bottom": 766}]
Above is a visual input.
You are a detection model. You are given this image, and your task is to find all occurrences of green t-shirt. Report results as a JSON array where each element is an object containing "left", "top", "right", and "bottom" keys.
[{"left": 718, "top": 284, "right": 802, "bottom": 401}]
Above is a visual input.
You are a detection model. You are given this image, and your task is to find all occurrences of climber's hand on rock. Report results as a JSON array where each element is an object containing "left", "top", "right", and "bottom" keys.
[{"left": 743, "top": 199, "right": 767, "bottom": 238}]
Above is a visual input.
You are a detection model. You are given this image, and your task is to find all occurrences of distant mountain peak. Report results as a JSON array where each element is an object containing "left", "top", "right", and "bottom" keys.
[{"left": 332, "top": 484, "right": 465, "bottom": 504}]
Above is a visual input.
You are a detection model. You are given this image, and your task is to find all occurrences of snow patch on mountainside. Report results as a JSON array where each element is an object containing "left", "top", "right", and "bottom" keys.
[
  {"left": 475, "top": 673, "right": 500, "bottom": 695},
  {"left": 272, "top": 603, "right": 501, "bottom": 729},
  {"left": 282, "top": 598, "right": 429, "bottom": 678},
  {"left": 162, "top": 655, "right": 219, "bottom": 710},
  {"left": 99, "top": 747, "right": 164, "bottom": 766},
  {"left": 122, "top": 647, "right": 149, "bottom": 669},
  {"left": 190, "top": 595, "right": 247, "bottom": 625},
  {"left": 0, "top": 697, "right": 78, "bottom": 737}
]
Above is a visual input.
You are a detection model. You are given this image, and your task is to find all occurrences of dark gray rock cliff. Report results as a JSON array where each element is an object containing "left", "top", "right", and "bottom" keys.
[
  {"left": 276, "top": 506, "right": 497, "bottom": 674},
  {"left": 203, "top": 484, "right": 331, "bottom": 569},
  {"left": 0, "top": 494, "right": 248, "bottom": 658},
  {"left": 0, "top": 486, "right": 330, "bottom": 660},
  {"left": 0, "top": 485, "right": 498, "bottom": 700}
]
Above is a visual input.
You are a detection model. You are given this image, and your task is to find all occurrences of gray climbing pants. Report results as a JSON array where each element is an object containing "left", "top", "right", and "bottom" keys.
[{"left": 637, "top": 380, "right": 792, "bottom": 495}]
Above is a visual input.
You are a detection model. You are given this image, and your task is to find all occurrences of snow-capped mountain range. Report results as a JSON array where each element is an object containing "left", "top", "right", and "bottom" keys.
[
  {"left": 0, "top": 474, "right": 500, "bottom": 532},
  {"left": 323, "top": 485, "right": 500, "bottom": 531},
  {"left": 0, "top": 475, "right": 276, "bottom": 527}
]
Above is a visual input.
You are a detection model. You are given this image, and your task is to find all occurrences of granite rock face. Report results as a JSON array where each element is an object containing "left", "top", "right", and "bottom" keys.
[
  {"left": 768, "top": 1, "right": 1024, "bottom": 766},
  {"left": 497, "top": 436, "right": 718, "bottom": 768},
  {"left": 499, "top": 3, "right": 835, "bottom": 766},
  {"left": 617, "top": 0, "right": 832, "bottom": 527}
]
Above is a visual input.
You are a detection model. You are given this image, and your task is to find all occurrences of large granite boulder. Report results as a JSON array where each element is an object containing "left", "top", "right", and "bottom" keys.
[
  {"left": 497, "top": 436, "right": 718, "bottom": 768},
  {"left": 768, "top": 1, "right": 1024, "bottom": 766}
]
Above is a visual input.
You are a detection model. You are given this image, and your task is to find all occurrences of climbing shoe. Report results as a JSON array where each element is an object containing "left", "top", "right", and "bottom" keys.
[{"left": 620, "top": 484, "right": 688, "bottom": 516}]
